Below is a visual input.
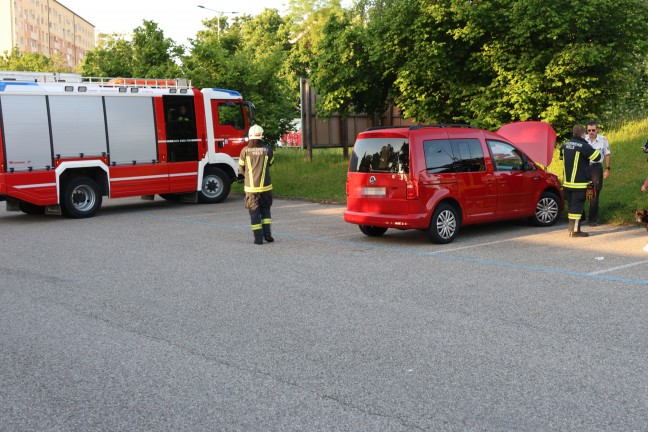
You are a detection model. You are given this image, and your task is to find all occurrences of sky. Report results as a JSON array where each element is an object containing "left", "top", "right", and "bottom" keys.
[{"left": 58, "top": 0, "right": 292, "bottom": 47}]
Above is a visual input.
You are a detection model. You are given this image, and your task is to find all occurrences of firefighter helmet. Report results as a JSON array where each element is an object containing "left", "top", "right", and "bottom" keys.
[{"left": 248, "top": 124, "right": 264, "bottom": 140}]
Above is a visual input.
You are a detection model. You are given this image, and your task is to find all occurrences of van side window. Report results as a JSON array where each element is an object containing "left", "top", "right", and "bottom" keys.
[
  {"left": 453, "top": 139, "right": 486, "bottom": 172},
  {"left": 487, "top": 140, "right": 525, "bottom": 171},
  {"left": 424, "top": 138, "right": 485, "bottom": 173},
  {"left": 350, "top": 138, "right": 409, "bottom": 174}
]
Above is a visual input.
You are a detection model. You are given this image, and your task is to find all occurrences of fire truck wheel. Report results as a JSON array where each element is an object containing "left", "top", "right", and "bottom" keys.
[
  {"left": 199, "top": 167, "right": 230, "bottom": 204},
  {"left": 60, "top": 177, "right": 102, "bottom": 218},
  {"left": 19, "top": 201, "right": 46, "bottom": 215}
]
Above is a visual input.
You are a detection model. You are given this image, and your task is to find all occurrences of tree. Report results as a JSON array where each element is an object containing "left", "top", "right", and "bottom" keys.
[
  {"left": 81, "top": 21, "right": 182, "bottom": 78},
  {"left": 131, "top": 20, "right": 183, "bottom": 78},
  {"left": 81, "top": 33, "right": 134, "bottom": 77},
  {"left": 284, "top": 0, "right": 345, "bottom": 93},
  {"left": 0, "top": 47, "right": 71, "bottom": 72},
  {"left": 183, "top": 10, "right": 297, "bottom": 144},
  {"left": 310, "top": 0, "right": 648, "bottom": 136},
  {"left": 310, "top": 7, "right": 392, "bottom": 119}
]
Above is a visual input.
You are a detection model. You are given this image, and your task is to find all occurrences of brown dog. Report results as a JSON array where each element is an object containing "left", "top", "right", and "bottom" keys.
[{"left": 634, "top": 210, "right": 648, "bottom": 231}]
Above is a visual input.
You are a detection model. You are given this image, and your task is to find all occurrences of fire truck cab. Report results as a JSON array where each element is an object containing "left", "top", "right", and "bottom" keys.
[{"left": 0, "top": 71, "right": 255, "bottom": 218}]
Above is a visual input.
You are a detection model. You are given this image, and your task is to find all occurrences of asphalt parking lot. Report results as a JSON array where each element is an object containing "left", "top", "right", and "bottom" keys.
[{"left": 1, "top": 194, "right": 648, "bottom": 431}]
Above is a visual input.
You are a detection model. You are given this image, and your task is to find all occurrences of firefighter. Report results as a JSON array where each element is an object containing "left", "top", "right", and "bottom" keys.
[
  {"left": 559, "top": 124, "right": 601, "bottom": 237},
  {"left": 238, "top": 124, "right": 274, "bottom": 245}
]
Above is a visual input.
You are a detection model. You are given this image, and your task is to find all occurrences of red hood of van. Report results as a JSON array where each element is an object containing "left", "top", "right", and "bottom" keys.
[{"left": 496, "top": 121, "right": 557, "bottom": 168}]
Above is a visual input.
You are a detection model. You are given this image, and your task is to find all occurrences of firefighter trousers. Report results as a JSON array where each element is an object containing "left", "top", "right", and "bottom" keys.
[
  {"left": 564, "top": 188, "right": 586, "bottom": 221},
  {"left": 245, "top": 191, "right": 273, "bottom": 241}
]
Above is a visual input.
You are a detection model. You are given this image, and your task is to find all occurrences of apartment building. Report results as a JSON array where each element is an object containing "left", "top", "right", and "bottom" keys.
[{"left": 0, "top": 0, "right": 94, "bottom": 67}]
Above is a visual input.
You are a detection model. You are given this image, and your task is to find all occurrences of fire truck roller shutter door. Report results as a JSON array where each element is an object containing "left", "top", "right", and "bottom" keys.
[
  {"left": 0, "top": 95, "right": 52, "bottom": 171},
  {"left": 104, "top": 96, "right": 157, "bottom": 164},
  {"left": 49, "top": 96, "right": 107, "bottom": 158}
]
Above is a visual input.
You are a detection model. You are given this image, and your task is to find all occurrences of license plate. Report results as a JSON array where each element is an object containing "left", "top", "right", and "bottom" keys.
[{"left": 361, "top": 187, "right": 386, "bottom": 197}]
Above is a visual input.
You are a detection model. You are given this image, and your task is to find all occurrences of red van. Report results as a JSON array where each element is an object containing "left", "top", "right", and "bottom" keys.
[{"left": 344, "top": 122, "right": 563, "bottom": 243}]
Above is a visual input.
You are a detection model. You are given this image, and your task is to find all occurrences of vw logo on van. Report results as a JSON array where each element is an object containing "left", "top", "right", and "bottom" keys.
[{"left": 369, "top": 176, "right": 376, "bottom": 184}]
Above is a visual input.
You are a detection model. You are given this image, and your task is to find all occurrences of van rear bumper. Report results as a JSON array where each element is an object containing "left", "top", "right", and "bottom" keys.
[{"left": 343, "top": 210, "right": 429, "bottom": 229}]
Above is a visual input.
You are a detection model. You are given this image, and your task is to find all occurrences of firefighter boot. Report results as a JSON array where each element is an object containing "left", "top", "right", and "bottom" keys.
[
  {"left": 569, "top": 219, "right": 589, "bottom": 237},
  {"left": 253, "top": 229, "right": 264, "bottom": 245},
  {"left": 263, "top": 224, "right": 274, "bottom": 243}
]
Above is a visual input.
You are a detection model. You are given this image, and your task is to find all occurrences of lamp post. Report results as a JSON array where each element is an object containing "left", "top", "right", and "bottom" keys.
[{"left": 197, "top": 5, "right": 238, "bottom": 40}]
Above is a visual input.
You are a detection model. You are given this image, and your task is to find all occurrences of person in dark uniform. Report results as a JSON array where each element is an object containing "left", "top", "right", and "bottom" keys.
[
  {"left": 560, "top": 124, "right": 601, "bottom": 237},
  {"left": 238, "top": 125, "right": 275, "bottom": 245},
  {"left": 581, "top": 121, "right": 611, "bottom": 226}
]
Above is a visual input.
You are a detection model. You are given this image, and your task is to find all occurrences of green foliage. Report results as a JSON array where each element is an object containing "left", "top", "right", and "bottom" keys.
[
  {"left": 0, "top": 48, "right": 71, "bottom": 72},
  {"left": 183, "top": 10, "right": 297, "bottom": 144},
  {"left": 309, "top": 0, "right": 648, "bottom": 139},
  {"left": 131, "top": 21, "right": 183, "bottom": 77},
  {"left": 81, "top": 34, "right": 134, "bottom": 77},
  {"left": 80, "top": 21, "right": 182, "bottom": 78},
  {"left": 284, "top": 1, "right": 344, "bottom": 95},
  {"left": 311, "top": 9, "right": 389, "bottom": 118}
]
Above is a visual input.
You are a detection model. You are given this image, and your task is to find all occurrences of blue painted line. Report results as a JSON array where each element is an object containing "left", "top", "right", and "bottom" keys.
[{"left": 144, "top": 213, "right": 648, "bottom": 286}]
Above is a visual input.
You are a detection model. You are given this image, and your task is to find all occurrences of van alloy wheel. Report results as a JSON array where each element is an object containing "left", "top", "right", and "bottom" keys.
[
  {"left": 530, "top": 191, "right": 561, "bottom": 227},
  {"left": 427, "top": 203, "right": 459, "bottom": 244}
]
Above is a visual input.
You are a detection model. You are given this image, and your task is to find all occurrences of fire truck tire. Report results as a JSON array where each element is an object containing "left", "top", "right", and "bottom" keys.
[
  {"left": 199, "top": 167, "right": 230, "bottom": 204},
  {"left": 60, "top": 177, "right": 102, "bottom": 218},
  {"left": 19, "top": 201, "right": 46, "bottom": 215}
]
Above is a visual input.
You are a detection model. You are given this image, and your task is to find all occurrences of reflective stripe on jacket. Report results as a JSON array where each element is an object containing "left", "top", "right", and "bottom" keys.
[
  {"left": 239, "top": 145, "right": 274, "bottom": 193},
  {"left": 559, "top": 136, "right": 600, "bottom": 189}
]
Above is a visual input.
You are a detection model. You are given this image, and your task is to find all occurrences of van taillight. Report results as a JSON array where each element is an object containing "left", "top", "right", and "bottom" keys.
[
  {"left": 406, "top": 179, "right": 419, "bottom": 199},
  {"left": 346, "top": 180, "right": 349, "bottom": 196}
]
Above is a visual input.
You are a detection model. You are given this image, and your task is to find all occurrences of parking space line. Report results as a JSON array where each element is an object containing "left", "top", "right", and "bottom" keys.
[{"left": 589, "top": 260, "right": 648, "bottom": 275}]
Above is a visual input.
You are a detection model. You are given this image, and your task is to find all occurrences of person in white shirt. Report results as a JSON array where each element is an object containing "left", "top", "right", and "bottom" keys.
[{"left": 582, "top": 121, "right": 611, "bottom": 226}]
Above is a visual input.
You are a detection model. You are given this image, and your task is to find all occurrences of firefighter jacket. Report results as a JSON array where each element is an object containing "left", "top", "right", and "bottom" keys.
[
  {"left": 559, "top": 136, "right": 600, "bottom": 190},
  {"left": 239, "top": 144, "right": 274, "bottom": 193}
]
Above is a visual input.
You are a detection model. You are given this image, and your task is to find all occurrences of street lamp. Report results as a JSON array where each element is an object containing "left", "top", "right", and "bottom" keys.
[{"left": 197, "top": 5, "right": 238, "bottom": 40}]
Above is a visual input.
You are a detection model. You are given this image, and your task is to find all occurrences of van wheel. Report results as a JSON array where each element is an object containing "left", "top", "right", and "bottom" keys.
[
  {"left": 19, "top": 201, "right": 45, "bottom": 215},
  {"left": 199, "top": 167, "right": 230, "bottom": 203},
  {"left": 60, "top": 177, "right": 102, "bottom": 218},
  {"left": 359, "top": 225, "right": 388, "bottom": 237},
  {"left": 427, "top": 203, "right": 459, "bottom": 244},
  {"left": 530, "top": 191, "right": 561, "bottom": 227}
]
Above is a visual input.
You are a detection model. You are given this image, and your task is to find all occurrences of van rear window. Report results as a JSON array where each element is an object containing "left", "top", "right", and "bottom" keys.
[
  {"left": 424, "top": 138, "right": 485, "bottom": 173},
  {"left": 350, "top": 138, "right": 409, "bottom": 173}
]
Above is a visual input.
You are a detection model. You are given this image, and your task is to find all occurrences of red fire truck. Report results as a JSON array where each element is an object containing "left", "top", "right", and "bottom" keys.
[{"left": 0, "top": 71, "right": 255, "bottom": 218}]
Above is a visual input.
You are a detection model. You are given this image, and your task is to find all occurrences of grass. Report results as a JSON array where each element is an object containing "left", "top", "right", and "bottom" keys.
[
  {"left": 232, "top": 147, "right": 349, "bottom": 203},
  {"left": 234, "top": 117, "right": 648, "bottom": 226}
]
